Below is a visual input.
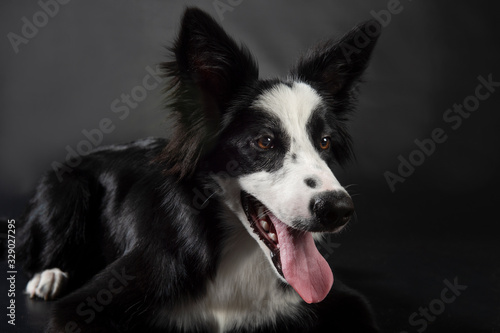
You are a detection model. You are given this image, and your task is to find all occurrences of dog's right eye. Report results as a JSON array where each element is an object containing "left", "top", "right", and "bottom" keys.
[{"left": 256, "top": 136, "right": 274, "bottom": 150}]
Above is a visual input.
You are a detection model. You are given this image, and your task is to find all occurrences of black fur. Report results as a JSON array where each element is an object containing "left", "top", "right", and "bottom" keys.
[
  {"left": 158, "top": 8, "right": 258, "bottom": 179},
  {"left": 18, "top": 8, "right": 380, "bottom": 333},
  {"left": 294, "top": 19, "right": 381, "bottom": 165}
]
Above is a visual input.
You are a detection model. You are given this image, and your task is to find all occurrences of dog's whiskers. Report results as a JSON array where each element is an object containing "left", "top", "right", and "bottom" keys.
[
  {"left": 258, "top": 208, "right": 272, "bottom": 219},
  {"left": 201, "top": 190, "right": 220, "bottom": 207},
  {"left": 344, "top": 184, "right": 361, "bottom": 198}
]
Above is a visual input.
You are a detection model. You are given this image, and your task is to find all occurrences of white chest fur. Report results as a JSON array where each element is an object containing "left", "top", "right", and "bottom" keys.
[{"left": 158, "top": 221, "right": 304, "bottom": 333}]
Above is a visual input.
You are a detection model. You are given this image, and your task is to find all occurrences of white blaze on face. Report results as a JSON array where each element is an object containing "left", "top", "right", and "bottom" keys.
[{"left": 238, "top": 82, "right": 346, "bottom": 225}]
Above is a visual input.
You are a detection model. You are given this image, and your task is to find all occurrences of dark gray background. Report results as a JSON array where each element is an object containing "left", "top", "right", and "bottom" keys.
[{"left": 1, "top": 1, "right": 499, "bottom": 332}]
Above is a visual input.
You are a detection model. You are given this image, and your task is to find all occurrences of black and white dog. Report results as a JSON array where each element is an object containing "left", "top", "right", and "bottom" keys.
[{"left": 19, "top": 7, "right": 380, "bottom": 333}]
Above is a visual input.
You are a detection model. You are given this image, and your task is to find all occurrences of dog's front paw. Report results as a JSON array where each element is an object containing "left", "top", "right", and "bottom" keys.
[{"left": 26, "top": 268, "right": 68, "bottom": 300}]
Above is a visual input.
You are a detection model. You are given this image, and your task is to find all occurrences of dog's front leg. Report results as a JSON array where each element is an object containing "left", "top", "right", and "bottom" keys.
[{"left": 43, "top": 248, "right": 188, "bottom": 333}]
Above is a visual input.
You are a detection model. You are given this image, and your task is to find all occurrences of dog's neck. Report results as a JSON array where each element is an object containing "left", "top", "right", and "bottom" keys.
[
  {"left": 205, "top": 205, "right": 305, "bottom": 332},
  {"left": 156, "top": 195, "right": 304, "bottom": 332}
]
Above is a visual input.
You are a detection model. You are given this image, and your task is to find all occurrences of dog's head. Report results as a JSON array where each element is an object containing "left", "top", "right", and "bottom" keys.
[{"left": 160, "top": 8, "right": 380, "bottom": 304}]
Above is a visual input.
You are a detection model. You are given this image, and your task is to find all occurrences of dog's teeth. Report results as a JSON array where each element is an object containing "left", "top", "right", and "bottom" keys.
[
  {"left": 260, "top": 220, "right": 270, "bottom": 232},
  {"left": 269, "top": 233, "right": 277, "bottom": 242}
]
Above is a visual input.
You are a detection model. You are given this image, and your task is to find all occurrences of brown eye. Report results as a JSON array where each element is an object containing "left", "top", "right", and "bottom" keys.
[
  {"left": 320, "top": 137, "right": 331, "bottom": 150},
  {"left": 257, "top": 136, "right": 274, "bottom": 149}
]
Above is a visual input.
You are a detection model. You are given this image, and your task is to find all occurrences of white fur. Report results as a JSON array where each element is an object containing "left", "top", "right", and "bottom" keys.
[
  {"left": 155, "top": 203, "right": 304, "bottom": 332},
  {"left": 241, "top": 82, "right": 347, "bottom": 223},
  {"left": 156, "top": 82, "right": 348, "bottom": 331},
  {"left": 25, "top": 268, "right": 68, "bottom": 300}
]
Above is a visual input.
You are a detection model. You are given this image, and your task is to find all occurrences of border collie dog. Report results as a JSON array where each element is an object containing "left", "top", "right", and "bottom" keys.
[{"left": 19, "top": 8, "right": 380, "bottom": 333}]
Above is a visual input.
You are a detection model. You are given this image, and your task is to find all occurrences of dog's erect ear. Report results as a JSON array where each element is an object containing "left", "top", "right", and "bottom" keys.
[
  {"left": 168, "top": 7, "right": 258, "bottom": 109},
  {"left": 158, "top": 8, "right": 258, "bottom": 179},
  {"left": 292, "top": 20, "right": 380, "bottom": 98}
]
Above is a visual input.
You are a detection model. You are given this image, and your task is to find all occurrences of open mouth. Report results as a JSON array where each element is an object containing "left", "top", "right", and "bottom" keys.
[
  {"left": 241, "top": 192, "right": 334, "bottom": 304},
  {"left": 241, "top": 193, "right": 283, "bottom": 276}
]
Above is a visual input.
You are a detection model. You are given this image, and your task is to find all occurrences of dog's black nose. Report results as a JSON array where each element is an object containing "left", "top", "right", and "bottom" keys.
[{"left": 309, "top": 191, "right": 354, "bottom": 230}]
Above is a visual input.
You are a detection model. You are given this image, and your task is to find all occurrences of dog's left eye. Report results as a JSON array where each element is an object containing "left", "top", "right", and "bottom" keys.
[
  {"left": 320, "top": 137, "right": 331, "bottom": 150},
  {"left": 257, "top": 136, "right": 274, "bottom": 149}
]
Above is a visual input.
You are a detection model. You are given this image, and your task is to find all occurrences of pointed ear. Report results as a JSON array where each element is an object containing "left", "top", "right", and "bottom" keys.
[
  {"left": 166, "top": 7, "right": 258, "bottom": 112},
  {"left": 291, "top": 20, "right": 381, "bottom": 97},
  {"left": 158, "top": 8, "right": 258, "bottom": 179}
]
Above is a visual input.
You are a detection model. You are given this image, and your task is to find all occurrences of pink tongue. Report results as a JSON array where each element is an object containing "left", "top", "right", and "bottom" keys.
[{"left": 270, "top": 215, "right": 333, "bottom": 304}]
